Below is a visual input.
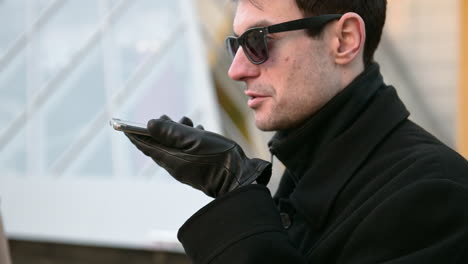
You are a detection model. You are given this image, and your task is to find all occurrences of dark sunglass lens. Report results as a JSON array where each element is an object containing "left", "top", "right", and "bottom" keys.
[
  {"left": 227, "top": 37, "right": 239, "bottom": 58},
  {"left": 244, "top": 29, "right": 268, "bottom": 63}
]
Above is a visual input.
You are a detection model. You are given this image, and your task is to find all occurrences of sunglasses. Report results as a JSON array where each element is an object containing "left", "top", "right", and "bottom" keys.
[{"left": 226, "top": 14, "right": 342, "bottom": 65}]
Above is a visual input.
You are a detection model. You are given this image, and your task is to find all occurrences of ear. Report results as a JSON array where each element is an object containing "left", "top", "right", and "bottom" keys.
[{"left": 332, "top": 12, "right": 366, "bottom": 66}]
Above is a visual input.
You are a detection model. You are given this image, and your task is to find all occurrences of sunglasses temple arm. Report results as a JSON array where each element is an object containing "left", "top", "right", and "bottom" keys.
[{"left": 268, "top": 14, "right": 342, "bottom": 34}]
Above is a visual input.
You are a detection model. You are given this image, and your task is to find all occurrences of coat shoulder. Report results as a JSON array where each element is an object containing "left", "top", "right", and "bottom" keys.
[{"left": 370, "top": 119, "right": 468, "bottom": 185}]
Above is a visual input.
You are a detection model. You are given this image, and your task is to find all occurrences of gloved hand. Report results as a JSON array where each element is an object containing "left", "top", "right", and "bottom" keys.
[{"left": 125, "top": 115, "right": 272, "bottom": 198}]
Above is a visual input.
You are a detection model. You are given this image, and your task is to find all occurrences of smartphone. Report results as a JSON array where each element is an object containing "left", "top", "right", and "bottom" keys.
[{"left": 110, "top": 118, "right": 150, "bottom": 136}]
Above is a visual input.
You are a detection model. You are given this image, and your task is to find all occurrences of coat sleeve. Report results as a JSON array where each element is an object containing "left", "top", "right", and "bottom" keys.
[
  {"left": 338, "top": 179, "right": 468, "bottom": 264},
  {"left": 177, "top": 185, "right": 307, "bottom": 264}
]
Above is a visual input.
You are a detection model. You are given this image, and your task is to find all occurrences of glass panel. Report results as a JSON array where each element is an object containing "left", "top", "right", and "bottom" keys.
[
  {"left": 76, "top": 131, "right": 113, "bottom": 177},
  {"left": 42, "top": 44, "right": 105, "bottom": 172},
  {"left": 0, "top": 52, "right": 26, "bottom": 128},
  {"left": 0, "top": 128, "right": 26, "bottom": 175},
  {"left": 36, "top": 0, "right": 100, "bottom": 85},
  {"left": 0, "top": 0, "right": 26, "bottom": 51},
  {"left": 111, "top": 0, "right": 179, "bottom": 82}
]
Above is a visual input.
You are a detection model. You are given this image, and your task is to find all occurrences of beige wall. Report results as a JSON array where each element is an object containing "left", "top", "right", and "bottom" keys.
[
  {"left": 459, "top": 0, "right": 468, "bottom": 157},
  {"left": 376, "top": 0, "right": 459, "bottom": 147}
]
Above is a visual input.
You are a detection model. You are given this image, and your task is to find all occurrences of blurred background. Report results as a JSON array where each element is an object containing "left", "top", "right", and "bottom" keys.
[{"left": 0, "top": 0, "right": 466, "bottom": 263}]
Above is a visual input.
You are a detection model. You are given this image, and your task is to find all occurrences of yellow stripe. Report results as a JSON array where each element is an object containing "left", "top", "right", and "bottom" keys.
[{"left": 459, "top": 0, "right": 468, "bottom": 158}]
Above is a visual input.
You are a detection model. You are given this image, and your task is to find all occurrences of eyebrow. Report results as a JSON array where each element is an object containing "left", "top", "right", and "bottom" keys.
[{"left": 233, "top": 19, "right": 274, "bottom": 37}]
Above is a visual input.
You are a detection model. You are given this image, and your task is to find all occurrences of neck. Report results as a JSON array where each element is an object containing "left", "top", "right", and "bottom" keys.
[{"left": 339, "top": 59, "right": 365, "bottom": 90}]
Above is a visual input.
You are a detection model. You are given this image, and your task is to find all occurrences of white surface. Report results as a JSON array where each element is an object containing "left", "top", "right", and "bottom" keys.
[{"left": 0, "top": 176, "right": 211, "bottom": 251}]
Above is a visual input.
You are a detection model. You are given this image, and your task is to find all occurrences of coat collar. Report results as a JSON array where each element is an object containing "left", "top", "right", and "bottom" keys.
[{"left": 268, "top": 63, "right": 410, "bottom": 230}]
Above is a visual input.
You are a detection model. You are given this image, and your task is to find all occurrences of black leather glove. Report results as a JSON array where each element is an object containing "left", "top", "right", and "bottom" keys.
[{"left": 125, "top": 116, "right": 272, "bottom": 198}]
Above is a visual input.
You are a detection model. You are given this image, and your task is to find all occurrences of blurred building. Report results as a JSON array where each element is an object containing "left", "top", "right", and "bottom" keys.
[{"left": 0, "top": 0, "right": 466, "bottom": 263}]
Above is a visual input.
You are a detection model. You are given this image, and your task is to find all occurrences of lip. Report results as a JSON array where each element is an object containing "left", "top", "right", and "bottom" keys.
[{"left": 245, "top": 91, "right": 269, "bottom": 108}]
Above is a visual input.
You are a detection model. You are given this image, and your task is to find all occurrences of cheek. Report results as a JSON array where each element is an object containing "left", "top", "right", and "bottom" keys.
[
  {"left": 282, "top": 53, "right": 330, "bottom": 113},
  {"left": 284, "top": 57, "right": 307, "bottom": 95}
]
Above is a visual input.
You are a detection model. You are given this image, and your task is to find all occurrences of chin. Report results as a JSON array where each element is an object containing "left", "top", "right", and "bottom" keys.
[
  {"left": 254, "top": 116, "right": 285, "bottom": 132},
  {"left": 254, "top": 117, "right": 275, "bottom": 131},
  {"left": 254, "top": 112, "right": 308, "bottom": 132},
  {"left": 256, "top": 124, "right": 275, "bottom": 132}
]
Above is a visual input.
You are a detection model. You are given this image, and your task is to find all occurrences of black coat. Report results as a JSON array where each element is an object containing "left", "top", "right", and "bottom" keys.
[{"left": 178, "top": 64, "right": 468, "bottom": 263}]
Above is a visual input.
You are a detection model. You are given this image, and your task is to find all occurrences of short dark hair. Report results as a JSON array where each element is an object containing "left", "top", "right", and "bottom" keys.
[{"left": 295, "top": 0, "right": 387, "bottom": 66}]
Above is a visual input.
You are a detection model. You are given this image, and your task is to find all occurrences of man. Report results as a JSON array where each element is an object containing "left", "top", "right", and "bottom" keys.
[{"left": 126, "top": 0, "right": 468, "bottom": 263}]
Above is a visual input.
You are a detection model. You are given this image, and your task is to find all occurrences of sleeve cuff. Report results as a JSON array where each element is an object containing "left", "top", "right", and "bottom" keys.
[{"left": 178, "top": 184, "right": 284, "bottom": 263}]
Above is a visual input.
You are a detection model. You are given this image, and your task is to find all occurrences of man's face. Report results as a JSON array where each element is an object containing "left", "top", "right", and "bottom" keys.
[{"left": 228, "top": 0, "right": 342, "bottom": 131}]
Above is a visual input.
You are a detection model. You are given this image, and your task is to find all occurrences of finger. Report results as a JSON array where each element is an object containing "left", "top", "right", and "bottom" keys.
[
  {"left": 178, "top": 116, "right": 194, "bottom": 127},
  {"left": 146, "top": 115, "right": 173, "bottom": 142},
  {"left": 159, "top": 115, "right": 173, "bottom": 121},
  {"left": 147, "top": 118, "right": 200, "bottom": 149}
]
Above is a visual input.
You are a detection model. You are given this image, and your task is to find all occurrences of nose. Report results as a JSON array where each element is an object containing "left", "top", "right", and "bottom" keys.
[{"left": 228, "top": 47, "right": 261, "bottom": 81}]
